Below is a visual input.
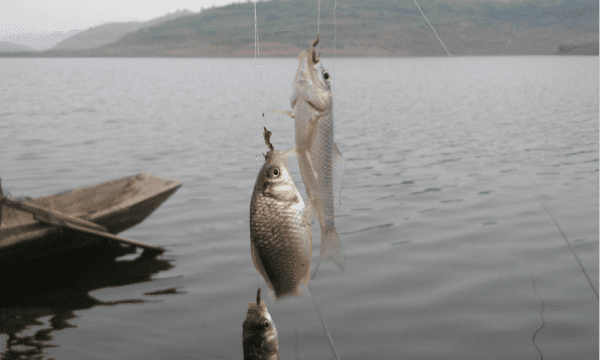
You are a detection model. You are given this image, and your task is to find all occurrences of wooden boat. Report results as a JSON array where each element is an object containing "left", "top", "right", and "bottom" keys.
[{"left": 0, "top": 172, "right": 181, "bottom": 265}]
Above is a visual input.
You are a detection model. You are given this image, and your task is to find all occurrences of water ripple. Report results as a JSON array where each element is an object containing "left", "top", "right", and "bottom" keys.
[{"left": 340, "top": 223, "right": 394, "bottom": 235}]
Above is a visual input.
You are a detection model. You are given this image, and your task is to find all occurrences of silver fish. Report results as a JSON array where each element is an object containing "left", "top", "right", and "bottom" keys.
[
  {"left": 285, "top": 36, "right": 346, "bottom": 273},
  {"left": 250, "top": 127, "right": 314, "bottom": 299},
  {"left": 243, "top": 288, "right": 279, "bottom": 360}
]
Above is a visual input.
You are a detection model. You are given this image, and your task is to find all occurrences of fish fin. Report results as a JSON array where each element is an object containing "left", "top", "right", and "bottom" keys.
[
  {"left": 304, "top": 149, "right": 319, "bottom": 183},
  {"left": 301, "top": 198, "right": 316, "bottom": 225},
  {"left": 251, "top": 242, "right": 275, "bottom": 293},
  {"left": 302, "top": 113, "right": 323, "bottom": 151},
  {"left": 313, "top": 228, "right": 346, "bottom": 279},
  {"left": 332, "top": 142, "right": 345, "bottom": 204},
  {"left": 281, "top": 148, "right": 298, "bottom": 168},
  {"left": 270, "top": 109, "right": 295, "bottom": 118}
]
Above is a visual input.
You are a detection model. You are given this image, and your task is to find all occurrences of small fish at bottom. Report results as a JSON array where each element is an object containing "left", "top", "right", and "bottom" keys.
[{"left": 242, "top": 288, "right": 279, "bottom": 360}]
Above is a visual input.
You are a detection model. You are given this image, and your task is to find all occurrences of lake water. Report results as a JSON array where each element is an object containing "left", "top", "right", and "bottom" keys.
[{"left": 0, "top": 55, "right": 598, "bottom": 360}]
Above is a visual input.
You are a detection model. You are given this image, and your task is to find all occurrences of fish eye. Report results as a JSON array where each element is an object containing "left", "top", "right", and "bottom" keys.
[
  {"left": 323, "top": 71, "right": 330, "bottom": 81},
  {"left": 270, "top": 168, "right": 280, "bottom": 178},
  {"left": 263, "top": 320, "right": 270, "bottom": 329}
]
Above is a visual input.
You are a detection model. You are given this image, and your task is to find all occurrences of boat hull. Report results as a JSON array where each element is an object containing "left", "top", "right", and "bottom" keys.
[{"left": 0, "top": 173, "right": 181, "bottom": 265}]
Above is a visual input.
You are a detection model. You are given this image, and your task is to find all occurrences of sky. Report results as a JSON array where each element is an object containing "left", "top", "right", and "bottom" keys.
[
  {"left": 0, "top": 0, "right": 252, "bottom": 49},
  {"left": 0, "top": 1, "right": 246, "bottom": 41}
]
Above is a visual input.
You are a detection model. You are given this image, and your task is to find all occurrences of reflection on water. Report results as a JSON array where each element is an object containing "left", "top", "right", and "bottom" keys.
[{"left": 0, "top": 242, "right": 172, "bottom": 359}]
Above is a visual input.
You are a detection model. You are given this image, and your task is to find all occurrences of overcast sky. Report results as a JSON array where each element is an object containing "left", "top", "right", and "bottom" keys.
[{"left": 0, "top": 0, "right": 242, "bottom": 36}]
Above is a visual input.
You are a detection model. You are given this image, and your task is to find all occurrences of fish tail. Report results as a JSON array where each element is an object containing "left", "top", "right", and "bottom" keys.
[{"left": 313, "top": 227, "right": 346, "bottom": 279}]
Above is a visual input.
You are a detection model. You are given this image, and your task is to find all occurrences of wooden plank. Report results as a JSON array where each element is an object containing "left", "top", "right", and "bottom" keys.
[
  {"left": 65, "top": 222, "right": 163, "bottom": 252},
  {"left": 2, "top": 198, "right": 108, "bottom": 232},
  {"left": 0, "top": 197, "right": 162, "bottom": 252}
]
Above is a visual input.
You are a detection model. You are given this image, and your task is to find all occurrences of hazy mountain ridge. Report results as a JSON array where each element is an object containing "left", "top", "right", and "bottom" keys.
[
  {"left": 0, "top": 41, "right": 34, "bottom": 52},
  {"left": 52, "top": 22, "right": 142, "bottom": 50},
  {"left": 0, "top": 29, "right": 83, "bottom": 51},
  {"left": 557, "top": 41, "right": 599, "bottom": 55},
  {"left": 2, "top": 0, "right": 597, "bottom": 57},
  {"left": 52, "top": 9, "right": 195, "bottom": 50}
]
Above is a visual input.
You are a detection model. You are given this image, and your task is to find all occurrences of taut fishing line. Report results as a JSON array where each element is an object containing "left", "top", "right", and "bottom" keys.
[
  {"left": 309, "top": 5, "right": 342, "bottom": 359},
  {"left": 531, "top": 276, "right": 546, "bottom": 360},
  {"left": 253, "top": 0, "right": 266, "bottom": 177},
  {"left": 317, "top": 0, "right": 321, "bottom": 37},
  {"left": 413, "top": 3, "right": 598, "bottom": 358},
  {"left": 413, "top": 0, "right": 597, "bottom": 301},
  {"left": 253, "top": 0, "right": 262, "bottom": 291},
  {"left": 412, "top": 0, "right": 598, "bottom": 338},
  {"left": 333, "top": 0, "right": 337, "bottom": 93},
  {"left": 308, "top": 284, "right": 341, "bottom": 360}
]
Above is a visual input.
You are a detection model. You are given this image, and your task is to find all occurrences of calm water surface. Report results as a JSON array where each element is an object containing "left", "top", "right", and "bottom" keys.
[{"left": 0, "top": 56, "right": 598, "bottom": 359}]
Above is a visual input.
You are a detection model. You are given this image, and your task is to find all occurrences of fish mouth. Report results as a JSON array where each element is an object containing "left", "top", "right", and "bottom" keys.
[{"left": 293, "top": 57, "right": 329, "bottom": 111}]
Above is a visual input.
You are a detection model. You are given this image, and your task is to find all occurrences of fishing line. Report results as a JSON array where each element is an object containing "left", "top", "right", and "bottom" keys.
[
  {"left": 332, "top": 0, "right": 337, "bottom": 93},
  {"left": 412, "top": 1, "right": 451, "bottom": 58},
  {"left": 253, "top": 0, "right": 266, "bottom": 177},
  {"left": 413, "top": 0, "right": 598, "bottom": 301},
  {"left": 531, "top": 276, "right": 546, "bottom": 360},
  {"left": 294, "top": 329, "right": 303, "bottom": 360},
  {"left": 317, "top": 0, "right": 321, "bottom": 37},
  {"left": 298, "top": 6, "right": 342, "bottom": 360},
  {"left": 253, "top": 0, "right": 265, "bottom": 291},
  {"left": 254, "top": 1, "right": 265, "bottom": 119},
  {"left": 308, "top": 284, "right": 341, "bottom": 360}
]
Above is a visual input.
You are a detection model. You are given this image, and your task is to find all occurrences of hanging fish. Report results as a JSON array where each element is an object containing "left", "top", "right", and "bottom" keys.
[
  {"left": 242, "top": 288, "right": 280, "bottom": 360},
  {"left": 275, "top": 36, "right": 346, "bottom": 275},
  {"left": 249, "top": 127, "right": 314, "bottom": 299}
]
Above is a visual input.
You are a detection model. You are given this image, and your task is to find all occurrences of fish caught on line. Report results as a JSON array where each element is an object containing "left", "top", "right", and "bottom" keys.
[
  {"left": 275, "top": 36, "right": 346, "bottom": 276},
  {"left": 242, "top": 288, "right": 280, "bottom": 360},
  {"left": 249, "top": 127, "right": 314, "bottom": 299}
]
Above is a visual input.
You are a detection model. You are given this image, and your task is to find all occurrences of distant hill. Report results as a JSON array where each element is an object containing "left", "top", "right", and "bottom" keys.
[
  {"left": 0, "top": 41, "right": 35, "bottom": 53},
  {"left": 0, "top": 30, "right": 82, "bottom": 51},
  {"left": 5, "top": 0, "right": 598, "bottom": 57},
  {"left": 52, "top": 22, "right": 142, "bottom": 50},
  {"left": 557, "top": 42, "right": 599, "bottom": 55},
  {"left": 52, "top": 9, "right": 195, "bottom": 50}
]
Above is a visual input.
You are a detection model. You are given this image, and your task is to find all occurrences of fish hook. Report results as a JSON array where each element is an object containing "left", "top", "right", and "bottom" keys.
[
  {"left": 311, "top": 35, "right": 320, "bottom": 63},
  {"left": 263, "top": 127, "right": 274, "bottom": 153}
]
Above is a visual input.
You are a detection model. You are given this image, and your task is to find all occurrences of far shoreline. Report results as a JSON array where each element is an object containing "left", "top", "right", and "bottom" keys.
[
  {"left": 2, "top": 53, "right": 598, "bottom": 58},
  {"left": 2, "top": 40, "right": 598, "bottom": 58}
]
